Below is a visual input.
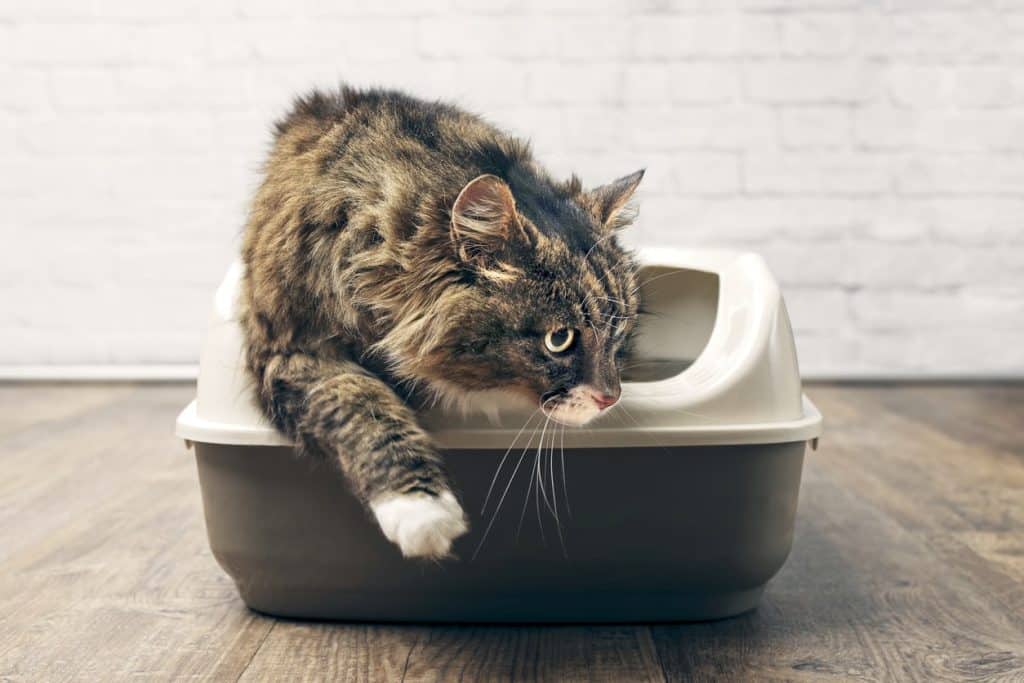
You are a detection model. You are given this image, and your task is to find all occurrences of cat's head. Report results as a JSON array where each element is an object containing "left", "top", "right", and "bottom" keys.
[{"left": 426, "top": 169, "right": 644, "bottom": 427}]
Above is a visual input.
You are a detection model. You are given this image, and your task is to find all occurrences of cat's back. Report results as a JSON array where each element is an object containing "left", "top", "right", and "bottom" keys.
[
  {"left": 270, "top": 86, "right": 513, "bottom": 179},
  {"left": 242, "top": 86, "right": 531, "bottom": 346},
  {"left": 247, "top": 85, "right": 533, "bottom": 265}
]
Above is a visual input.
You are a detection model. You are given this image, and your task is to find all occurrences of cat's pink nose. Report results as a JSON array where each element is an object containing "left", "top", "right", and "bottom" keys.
[{"left": 591, "top": 392, "right": 618, "bottom": 410}]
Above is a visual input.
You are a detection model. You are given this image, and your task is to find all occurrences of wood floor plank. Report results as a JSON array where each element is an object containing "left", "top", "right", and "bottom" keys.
[
  {"left": 872, "top": 384, "right": 1023, "bottom": 456},
  {"left": 651, "top": 459, "right": 1024, "bottom": 681},
  {"left": 0, "top": 382, "right": 1021, "bottom": 682},
  {"left": 236, "top": 622, "right": 419, "bottom": 682},
  {"left": 805, "top": 385, "right": 1024, "bottom": 626},
  {"left": 237, "top": 623, "right": 666, "bottom": 682},
  {"left": 0, "top": 383, "right": 274, "bottom": 681},
  {"left": 0, "top": 383, "right": 134, "bottom": 437}
]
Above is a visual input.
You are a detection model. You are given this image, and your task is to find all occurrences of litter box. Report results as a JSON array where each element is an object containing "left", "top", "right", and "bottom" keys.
[{"left": 176, "top": 247, "right": 822, "bottom": 623}]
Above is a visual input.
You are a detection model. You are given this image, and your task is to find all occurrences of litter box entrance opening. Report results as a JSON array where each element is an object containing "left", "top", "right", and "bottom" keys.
[{"left": 622, "top": 266, "right": 719, "bottom": 383}]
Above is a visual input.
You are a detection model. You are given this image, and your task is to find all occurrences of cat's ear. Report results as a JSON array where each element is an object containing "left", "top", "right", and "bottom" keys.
[
  {"left": 588, "top": 169, "right": 645, "bottom": 230},
  {"left": 450, "top": 174, "right": 518, "bottom": 264}
]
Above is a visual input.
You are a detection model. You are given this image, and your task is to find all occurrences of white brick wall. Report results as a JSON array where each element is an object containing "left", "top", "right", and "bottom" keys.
[{"left": 2, "top": 0, "right": 1023, "bottom": 377}]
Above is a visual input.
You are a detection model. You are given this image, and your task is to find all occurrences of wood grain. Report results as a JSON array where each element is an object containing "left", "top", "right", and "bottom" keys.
[{"left": 0, "top": 382, "right": 1021, "bottom": 682}]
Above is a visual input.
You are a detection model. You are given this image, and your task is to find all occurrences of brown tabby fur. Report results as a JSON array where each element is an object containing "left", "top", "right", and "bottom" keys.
[{"left": 241, "top": 85, "right": 643, "bottom": 537}]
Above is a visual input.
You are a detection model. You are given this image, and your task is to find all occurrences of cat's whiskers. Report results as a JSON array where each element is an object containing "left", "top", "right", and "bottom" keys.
[
  {"left": 588, "top": 294, "right": 626, "bottom": 306},
  {"left": 576, "top": 231, "right": 618, "bottom": 289},
  {"left": 559, "top": 423, "right": 570, "bottom": 519},
  {"left": 547, "top": 420, "right": 567, "bottom": 558},
  {"left": 534, "top": 448, "right": 545, "bottom": 546},
  {"left": 536, "top": 416, "right": 558, "bottom": 521},
  {"left": 523, "top": 413, "right": 553, "bottom": 543},
  {"left": 472, "top": 413, "right": 543, "bottom": 560},
  {"left": 601, "top": 311, "right": 634, "bottom": 336},
  {"left": 630, "top": 269, "right": 682, "bottom": 295},
  {"left": 479, "top": 407, "right": 542, "bottom": 515},
  {"left": 517, "top": 450, "right": 538, "bottom": 541}
]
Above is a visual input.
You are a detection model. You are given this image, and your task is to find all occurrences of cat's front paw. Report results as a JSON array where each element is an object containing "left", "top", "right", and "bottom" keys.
[{"left": 370, "top": 490, "right": 468, "bottom": 559}]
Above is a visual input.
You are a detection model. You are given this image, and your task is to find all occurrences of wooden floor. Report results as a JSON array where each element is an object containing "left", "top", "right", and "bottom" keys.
[{"left": 0, "top": 383, "right": 1022, "bottom": 682}]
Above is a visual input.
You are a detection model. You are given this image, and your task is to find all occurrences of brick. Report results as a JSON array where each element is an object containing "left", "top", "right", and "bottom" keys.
[
  {"left": 623, "top": 63, "right": 741, "bottom": 104},
  {"left": 0, "top": 111, "right": 14, "bottom": 153},
  {"left": 450, "top": 61, "right": 530, "bottom": 107},
  {"left": 562, "top": 107, "right": 625, "bottom": 151},
  {"left": 0, "top": 327, "right": 111, "bottom": 365},
  {"left": 308, "top": 0, "right": 449, "bottom": 16},
  {"left": 91, "top": 0, "right": 223, "bottom": 20},
  {"left": 687, "top": 197, "right": 871, "bottom": 241},
  {"left": 918, "top": 199, "right": 1024, "bottom": 244},
  {"left": 98, "top": 332, "right": 203, "bottom": 364},
  {"left": 738, "top": 0, "right": 860, "bottom": 8},
  {"left": 418, "top": 17, "right": 559, "bottom": 58},
  {"left": 17, "top": 112, "right": 152, "bottom": 154},
  {"left": 0, "top": 67, "right": 50, "bottom": 110},
  {"left": 757, "top": 242, "right": 850, "bottom": 287},
  {"left": 627, "top": 106, "right": 775, "bottom": 151},
  {"left": 115, "top": 66, "right": 251, "bottom": 111},
  {"left": 630, "top": 15, "right": 780, "bottom": 58},
  {"left": 0, "top": 0, "right": 95, "bottom": 20},
  {"left": 852, "top": 106, "right": 916, "bottom": 149},
  {"left": 555, "top": 17, "right": 631, "bottom": 59},
  {"left": 779, "top": 13, "right": 861, "bottom": 57},
  {"left": 949, "top": 66, "right": 1024, "bottom": 109},
  {"left": 885, "top": 65, "right": 954, "bottom": 108},
  {"left": 793, "top": 332, "right": 862, "bottom": 378},
  {"left": 629, "top": 0, "right": 730, "bottom": 10},
  {"left": 525, "top": 0, "right": 630, "bottom": 14},
  {"left": 49, "top": 68, "right": 119, "bottom": 111},
  {"left": 845, "top": 243, "right": 1009, "bottom": 289},
  {"left": 744, "top": 62, "right": 880, "bottom": 104},
  {"left": 656, "top": 151, "right": 741, "bottom": 196},
  {"left": 851, "top": 289, "right": 1024, "bottom": 332},
  {"left": 862, "top": 12, "right": 1006, "bottom": 59},
  {"left": 10, "top": 23, "right": 132, "bottom": 65},
  {"left": 851, "top": 199, "right": 930, "bottom": 243},
  {"left": 527, "top": 63, "right": 623, "bottom": 104},
  {"left": 780, "top": 106, "right": 850, "bottom": 149},
  {"left": 452, "top": 0, "right": 523, "bottom": 13},
  {"left": 743, "top": 152, "right": 892, "bottom": 196},
  {"left": 113, "top": 244, "right": 235, "bottom": 287},
  {"left": 784, "top": 287, "right": 850, "bottom": 331},
  {"left": 895, "top": 154, "right": 1024, "bottom": 196},
  {"left": 922, "top": 113, "right": 1024, "bottom": 152},
  {"left": 886, "top": 0, "right": 984, "bottom": 10}
]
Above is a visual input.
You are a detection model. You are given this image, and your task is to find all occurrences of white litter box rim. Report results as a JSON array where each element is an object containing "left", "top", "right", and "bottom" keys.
[
  {"left": 176, "top": 395, "right": 822, "bottom": 449},
  {"left": 175, "top": 247, "right": 824, "bottom": 451}
]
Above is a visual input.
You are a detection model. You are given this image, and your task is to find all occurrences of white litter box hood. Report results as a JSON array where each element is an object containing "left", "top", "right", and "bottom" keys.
[{"left": 176, "top": 248, "right": 822, "bottom": 449}]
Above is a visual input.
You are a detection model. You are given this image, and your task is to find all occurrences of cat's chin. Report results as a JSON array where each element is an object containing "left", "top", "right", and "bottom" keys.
[{"left": 543, "top": 405, "right": 603, "bottom": 427}]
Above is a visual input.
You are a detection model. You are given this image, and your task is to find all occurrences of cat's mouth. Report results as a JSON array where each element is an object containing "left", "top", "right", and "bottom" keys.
[{"left": 540, "top": 386, "right": 618, "bottom": 427}]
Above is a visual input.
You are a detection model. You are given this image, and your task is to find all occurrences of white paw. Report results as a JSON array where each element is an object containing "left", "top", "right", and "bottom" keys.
[{"left": 370, "top": 491, "right": 468, "bottom": 559}]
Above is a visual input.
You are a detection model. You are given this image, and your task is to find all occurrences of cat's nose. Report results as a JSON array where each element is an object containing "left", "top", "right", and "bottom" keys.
[{"left": 591, "top": 392, "right": 619, "bottom": 410}]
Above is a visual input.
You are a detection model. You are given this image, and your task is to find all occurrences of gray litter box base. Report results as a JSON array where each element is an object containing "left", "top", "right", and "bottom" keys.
[
  {"left": 239, "top": 586, "right": 765, "bottom": 624},
  {"left": 193, "top": 441, "right": 805, "bottom": 623}
]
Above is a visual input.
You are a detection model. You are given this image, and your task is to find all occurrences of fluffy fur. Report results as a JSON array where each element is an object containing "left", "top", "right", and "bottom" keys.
[{"left": 241, "top": 85, "right": 643, "bottom": 558}]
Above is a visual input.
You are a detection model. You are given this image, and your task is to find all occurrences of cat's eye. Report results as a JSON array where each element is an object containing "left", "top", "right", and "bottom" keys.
[{"left": 544, "top": 328, "right": 576, "bottom": 354}]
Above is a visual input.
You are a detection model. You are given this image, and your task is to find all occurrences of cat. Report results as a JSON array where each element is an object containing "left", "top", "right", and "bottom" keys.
[{"left": 241, "top": 85, "right": 643, "bottom": 559}]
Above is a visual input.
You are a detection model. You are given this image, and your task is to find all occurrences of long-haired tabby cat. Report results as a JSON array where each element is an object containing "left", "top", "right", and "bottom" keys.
[{"left": 242, "top": 86, "right": 643, "bottom": 559}]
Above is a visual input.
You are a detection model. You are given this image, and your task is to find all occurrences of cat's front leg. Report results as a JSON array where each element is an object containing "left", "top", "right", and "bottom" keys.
[{"left": 256, "top": 353, "right": 468, "bottom": 558}]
